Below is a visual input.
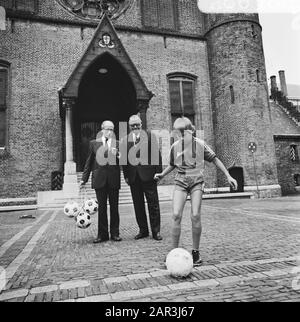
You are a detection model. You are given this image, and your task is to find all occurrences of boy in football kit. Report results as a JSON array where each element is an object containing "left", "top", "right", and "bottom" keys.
[{"left": 154, "top": 117, "right": 238, "bottom": 266}]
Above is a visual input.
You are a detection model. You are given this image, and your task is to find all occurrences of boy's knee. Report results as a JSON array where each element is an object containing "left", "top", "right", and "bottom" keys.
[
  {"left": 190, "top": 212, "right": 201, "bottom": 223},
  {"left": 173, "top": 212, "right": 182, "bottom": 223}
]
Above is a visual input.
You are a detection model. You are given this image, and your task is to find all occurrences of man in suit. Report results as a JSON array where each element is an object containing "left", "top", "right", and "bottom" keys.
[
  {"left": 121, "top": 115, "right": 163, "bottom": 241},
  {"left": 80, "top": 120, "right": 122, "bottom": 243}
]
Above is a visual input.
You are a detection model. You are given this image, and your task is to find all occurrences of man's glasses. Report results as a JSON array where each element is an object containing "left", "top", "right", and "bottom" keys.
[{"left": 130, "top": 124, "right": 141, "bottom": 129}]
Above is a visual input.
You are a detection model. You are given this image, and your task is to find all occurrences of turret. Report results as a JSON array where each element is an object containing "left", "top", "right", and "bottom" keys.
[{"left": 204, "top": 13, "right": 279, "bottom": 193}]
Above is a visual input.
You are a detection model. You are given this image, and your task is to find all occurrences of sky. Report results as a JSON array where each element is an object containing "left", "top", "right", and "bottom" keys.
[{"left": 259, "top": 13, "right": 300, "bottom": 87}]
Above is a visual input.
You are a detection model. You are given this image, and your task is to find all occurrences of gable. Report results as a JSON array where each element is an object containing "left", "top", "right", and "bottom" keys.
[{"left": 62, "top": 14, "right": 152, "bottom": 100}]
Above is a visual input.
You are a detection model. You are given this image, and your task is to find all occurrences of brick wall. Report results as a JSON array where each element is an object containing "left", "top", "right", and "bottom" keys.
[
  {"left": 270, "top": 102, "right": 300, "bottom": 195},
  {"left": 0, "top": 20, "right": 85, "bottom": 197},
  {"left": 0, "top": 6, "right": 285, "bottom": 198},
  {"left": 120, "top": 31, "right": 217, "bottom": 187},
  {"left": 2, "top": 0, "right": 204, "bottom": 36},
  {"left": 274, "top": 137, "right": 300, "bottom": 195},
  {"left": 0, "top": 15, "right": 216, "bottom": 198}
]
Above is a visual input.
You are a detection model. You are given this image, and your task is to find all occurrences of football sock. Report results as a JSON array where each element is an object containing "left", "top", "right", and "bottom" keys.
[
  {"left": 192, "top": 226, "right": 202, "bottom": 250},
  {"left": 172, "top": 226, "right": 181, "bottom": 249}
]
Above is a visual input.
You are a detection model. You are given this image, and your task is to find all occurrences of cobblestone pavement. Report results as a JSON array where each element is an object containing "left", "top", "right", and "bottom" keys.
[{"left": 0, "top": 196, "right": 299, "bottom": 302}]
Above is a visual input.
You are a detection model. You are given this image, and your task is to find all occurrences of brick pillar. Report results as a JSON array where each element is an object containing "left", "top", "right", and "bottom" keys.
[
  {"left": 270, "top": 75, "right": 278, "bottom": 100},
  {"left": 279, "top": 70, "right": 288, "bottom": 97},
  {"left": 62, "top": 97, "right": 78, "bottom": 195},
  {"left": 270, "top": 76, "right": 278, "bottom": 92}
]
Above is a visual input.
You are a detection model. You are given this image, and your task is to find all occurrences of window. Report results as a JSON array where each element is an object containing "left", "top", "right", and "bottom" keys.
[
  {"left": 290, "top": 145, "right": 299, "bottom": 162},
  {"left": 15, "top": 0, "right": 36, "bottom": 12},
  {"left": 230, "top": 85, "right": 235, "bottom": 104},
  {"left": 168, "top": 74, "right": 196, "bottom": 126},
  {"left": 251, "top": 24, "right": 257, "bottom": 38},
  {"left": 0, "top": 6, "right": 5, "bottom": 31},
  {"left": 142, "top": 0, "right": 178, "bottom": 30},
  {"left": 0, "top": 64, "right": 8, "bottom": 147},
  {"left": 0, "top": 1, "right": 13, "bottom": 10},
  {"left": 256, "top": 69, "right": 260, "bottom": 83},
  {"left": 0, "top": 0, "right": 37, "bottom": 13}
]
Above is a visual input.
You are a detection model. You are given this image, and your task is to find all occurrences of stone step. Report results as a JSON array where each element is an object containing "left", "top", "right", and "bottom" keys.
[
  {"left": 0, "top": 205, "right": 38, "bottom": 212},
  {"left": 38, "top": 192, "right": 253, "bottom": 209},
  {"left": 39, "top": 198, "right": 172, "bottom": 209},
  {"left": 77, "top": 172, "right": 128, "bottom": 181}
]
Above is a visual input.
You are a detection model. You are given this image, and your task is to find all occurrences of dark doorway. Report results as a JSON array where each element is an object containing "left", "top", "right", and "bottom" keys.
[
  {"left": 294, "top": 174, "right": 300, "bottom": 186},
  {"left": 74, "top": 53, "right": 137, "bottom": 171},
  {"left": 229, "top": 167, "right": 244, "bottom": 192}
]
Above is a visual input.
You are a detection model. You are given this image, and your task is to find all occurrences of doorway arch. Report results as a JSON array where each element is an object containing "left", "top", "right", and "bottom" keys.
[{"left": 74, "top": 53, "right": 137, "bottom": 171}]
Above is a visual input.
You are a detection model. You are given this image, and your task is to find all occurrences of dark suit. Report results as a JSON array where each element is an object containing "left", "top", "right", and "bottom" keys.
[
  {"left": 122, "top": 131, "right": 162, "bottom": 236},
  {"left": 81, "top": 139, "right": 120, "bottom": 239}
]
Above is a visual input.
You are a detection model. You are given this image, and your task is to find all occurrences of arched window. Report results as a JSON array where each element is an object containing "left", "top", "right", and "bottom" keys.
[
  {"left": 0, "top": 6, "right": 5, "bottom": 31},
  {"left": 168, "top": 73, "right": 196, "bottom": 126},
  {"left": 0, "top": 62, "right": 9, "bottom": 148}
]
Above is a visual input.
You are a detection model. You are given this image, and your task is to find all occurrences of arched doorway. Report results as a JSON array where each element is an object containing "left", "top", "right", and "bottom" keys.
[
  {"left": 74, "top": 53, "right": 137, "bottom": 171},
  {"left": 229, "top": 167, "right": 244, "bottom": 192}
]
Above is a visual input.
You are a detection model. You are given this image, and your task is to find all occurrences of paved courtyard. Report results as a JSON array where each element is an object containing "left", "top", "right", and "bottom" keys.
[{"left": 0, "top": 196, "right": 299, "bottom": 302}]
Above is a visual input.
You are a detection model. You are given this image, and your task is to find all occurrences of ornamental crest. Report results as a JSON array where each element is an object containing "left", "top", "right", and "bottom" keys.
[
  {"left": 57, "top": 0, "right": 134, "bottom": 20},
  {"left": 99, "top": 33, "right": 115, "bottom": 48}
]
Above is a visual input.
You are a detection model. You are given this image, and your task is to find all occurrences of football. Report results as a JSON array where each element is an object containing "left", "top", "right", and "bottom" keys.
[
  {"left": 83, "top": 198, "right": 98, "bottom": 215},
  {"left": 165, "top": 248, "right": 193, "bottom": 278},
  {"left": 76, "top": 211, "right": 92, "bottom": 229},
  {"left": 63, "top": 201, "right": 80, "bottom": 218}
]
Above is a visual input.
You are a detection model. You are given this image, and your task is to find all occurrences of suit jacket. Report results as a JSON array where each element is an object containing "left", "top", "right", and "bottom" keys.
[
  {"left": 81, "top": 139, "right": 121, "bottom": 190},
  {"left": 121, "top": 131, "right": 162, "bottom": 184}
]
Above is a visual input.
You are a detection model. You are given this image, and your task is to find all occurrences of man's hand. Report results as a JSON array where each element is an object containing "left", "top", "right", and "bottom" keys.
[
  {"left": 79, "top": 181, "right": 85, "bottom": 189},
  {"left": 227, "top": 176, "right": 238, "bottom": 191},
  {"left": 111, "top": 147, "right": 118, "bottom": 156},
  {"left": 125, "top": 178, "right": 129, "bottom": 185},
  {"left": 154, "top": 173, "right": 164, "bottom": 182}
]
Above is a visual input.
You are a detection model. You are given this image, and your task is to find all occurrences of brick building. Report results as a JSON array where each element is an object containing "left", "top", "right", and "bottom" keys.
[
  {"left": 270, "top": 72, "right": 300, "bottom": 195},
  {"left": 0, "top": 0, "right": 296, "bottom": 199}
]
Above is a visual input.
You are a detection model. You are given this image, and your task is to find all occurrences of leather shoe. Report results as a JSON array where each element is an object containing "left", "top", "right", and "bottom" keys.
[
  {"left": 153, "top": 233, "right": 163, "bottom": 241},
  {"left": 134, "top": 232, "right": 149, "bottom": 240},
  {"left": 93, "top": 237, "right": 108, "bottom": 244},
  {"left": 111, "top": 236, "right": 122, "bottom": 242}
]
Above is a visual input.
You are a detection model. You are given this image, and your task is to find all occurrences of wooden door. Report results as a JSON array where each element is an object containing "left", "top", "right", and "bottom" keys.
[
  {"left": 229, "top": 167, "right": 244, "bottom": 193},
  {"left": 79, "top": 122, "right": 102, "bottom": 170}
]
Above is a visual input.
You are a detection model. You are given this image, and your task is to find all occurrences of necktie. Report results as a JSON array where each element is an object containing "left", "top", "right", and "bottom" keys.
[
  {"left": 104, "top": 138, "right": 109, "bottom": 158},
  {"left": 135, "top": 136, "right": 140, "bottom": 159}
]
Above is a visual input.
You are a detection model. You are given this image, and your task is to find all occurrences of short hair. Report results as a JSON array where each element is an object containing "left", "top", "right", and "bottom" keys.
[
  {"left": 101, "top": 120, "right": 114, "bottom": 130},
  {"left": 173, "top": 117, "right": 194, "bottom": 131},
  {"left": 129, "top": 115, "right": 142, "bottom": 125}
]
